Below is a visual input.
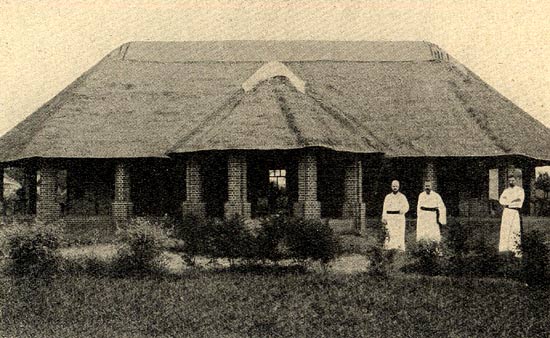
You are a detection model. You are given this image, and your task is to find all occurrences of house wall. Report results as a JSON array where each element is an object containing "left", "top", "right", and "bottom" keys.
[{"left": 5, "top": 153, "right": 541, "bottom": 224}]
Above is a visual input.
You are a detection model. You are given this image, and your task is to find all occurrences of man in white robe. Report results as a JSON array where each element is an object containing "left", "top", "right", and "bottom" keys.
[
  {"left": 498, "top": 175, "right": 524, "bottom": 256},
  {"left": 381, "top": 180, "right": 409, "bottom": 250},
  {"left": 416, "top": 181, "right": 446, "bottom": 243}
]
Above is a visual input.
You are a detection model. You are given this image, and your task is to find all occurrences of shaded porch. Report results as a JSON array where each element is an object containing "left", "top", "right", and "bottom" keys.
[{"left": 0, "top": 153, "right": 544, "bottom": 235}]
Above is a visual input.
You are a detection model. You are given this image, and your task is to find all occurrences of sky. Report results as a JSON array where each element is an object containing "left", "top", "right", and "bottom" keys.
[{"left": 0, "top": 0, "right": 548, "bottom": 137}]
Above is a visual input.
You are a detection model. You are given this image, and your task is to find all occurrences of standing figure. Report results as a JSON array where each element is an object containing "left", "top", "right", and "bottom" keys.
[
  {"left": 416, "top": 181, "right": 446, "bottom": 242},
  {"left": 498, "top": 174, "right": 524, "bottom": 256},
  {"left": 382, "top": 180, "right": 409, "bottom": 250}
]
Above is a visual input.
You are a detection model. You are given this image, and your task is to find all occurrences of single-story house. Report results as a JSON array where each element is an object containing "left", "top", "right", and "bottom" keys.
[{"left": 1, "top": 41, "right": 549, "bottom": 233}]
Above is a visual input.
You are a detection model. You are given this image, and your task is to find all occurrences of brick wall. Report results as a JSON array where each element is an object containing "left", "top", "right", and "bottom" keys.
[
  {"left": 342, "top": 159, "right": 366, "bottom": 235},
  {"left": 225, "top": 154, "right": 251, "bottom": 218},
  {"left": 293, "top": 152, "right": 321, "bottom": 219},
  {"left": 37, "top": 166, "right": 61, "bottom": 222},
  {"left": 423, "top": 160, "right": 438, "bottom": 192},
  {"left": 182, "top": 156, "right": 206, "bottom": 217},
  {"left": 112, "top": 162, "right": 133, "bottom": 222},
  {"left": 0, "top": 167, "right": 4, "bottom": 216}
]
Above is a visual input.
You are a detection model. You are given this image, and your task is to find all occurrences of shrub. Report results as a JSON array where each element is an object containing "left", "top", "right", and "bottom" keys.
[
  {"left": 371, "top": 221, "right": 389, "bottom": 246},
  {"left": 363, "top": 221, "right": 396, "bottom": 276},
  {"left": 406, "top": 240, "right": 441, "bottom": 276},
  {"left": 256, "top": 215, "right": 291, "bottom": 262},
  {"left": 207, "top": 215, "right": 257, "bottom": 263},
  {"left": 366, "top": 245, "right": 397, "bottom": 277},
  {"left": 286, "top": 218, "right": 340, "bottom": 264},
  {"left": 441, "top": 220, "right": 470, "bottom": 276},
  {"left": 444, "top": 219, "right": 469, "bottom": 257},
  {"left": 463, "top": 238, "right": 500, "bottom": 277},
  {"left": 519, "top": 230, "right": 549, "bottom": 287},
  {"left": 0, "top": 221, "right": 64, "bottom": 277},
  {"left": 174, "top": 213, "right": 210, "bottom": 261},
  {"left": 113, "top": 218, "right": 169, "bottom": 275}
]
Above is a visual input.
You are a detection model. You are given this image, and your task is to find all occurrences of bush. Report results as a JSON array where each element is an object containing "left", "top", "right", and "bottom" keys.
[
  {"left": 113, "top": 218, "right": 169, "bottom": 275},
  {"left": 364, "top": 221, "right": 396, "bottom": 276},
  {"left": 207, "top": 215, "right": 257, "bottom": 263},
  {"left": 174, "top": 213, "right": 210, "bottom": 261},
  {"left": 286, "top": 218, "right": 340, "bottom": 264},
  {"left": 519, "top": 230, "right": 549, "bottom": 287},
  {"left": 406, "top": 240, "right": 441, "bottom": 276},
  {"left": 256, "top": 215, "right": 291, "bottom": 262},
  {"left": 0, "top": 221, "right": 64, "bottom": 277},
  {"left": 441, "top": 220, "right": 470, "bottom": 276},
  {"left": 444, "top": 219, "right": 469, "bottom": 257},
  {"left": 366, "top": 245, "right": 397, "bottom": 277},
  {"left": 464, "top": 239, "right": 501, "bottom": 277}
]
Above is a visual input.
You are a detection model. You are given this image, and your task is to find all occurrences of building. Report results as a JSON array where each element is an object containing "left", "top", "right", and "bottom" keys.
[{"left": 1, "top": 41, "right": 549, "bottom": 232}]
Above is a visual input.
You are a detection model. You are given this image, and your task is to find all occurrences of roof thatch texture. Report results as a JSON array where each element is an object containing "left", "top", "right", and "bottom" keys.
[{"left": 1, "top": 40, "right": 549, "bottom": 162}]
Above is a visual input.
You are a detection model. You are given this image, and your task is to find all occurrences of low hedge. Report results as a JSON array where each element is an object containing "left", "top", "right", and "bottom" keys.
[{"left": 174, "top": 214, "right": 340, "bottom": 265}]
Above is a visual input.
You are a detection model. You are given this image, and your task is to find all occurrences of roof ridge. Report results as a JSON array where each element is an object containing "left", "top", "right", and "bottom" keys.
[{"left": 119, "top": 40, "right": 438, "bottom": 63}]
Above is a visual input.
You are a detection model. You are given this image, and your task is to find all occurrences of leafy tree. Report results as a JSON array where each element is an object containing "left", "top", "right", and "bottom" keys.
[
  {"left": 534, "top": 172, "right": 550, "bottom": 216},
  {"left": 535, "top": 172, "right": 550, "bottom": 198}
]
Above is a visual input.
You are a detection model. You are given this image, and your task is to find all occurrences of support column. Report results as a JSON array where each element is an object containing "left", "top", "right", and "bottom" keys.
[
  {"left": 523, "top": 165, "right": 536, "bottom": 216},
  {"left": 181, "top": 156, "right": 206, "bottom": 217},
  {"left": 112, "top": 162, "right": 133, "bottom": 222},
  {"left": 423, "top": 160, "right": 438, "bottom": 192},
  {"left": 37, "top": 165, "right": 61, "bottom": 222},
  {"left": 342, "top": 159, "right": 366, "bottom": 235},
  {"left": 0, "top": 167, "right": 4, "bottom": 217},
  {"left": 293, "top": 152, "right": 321, "bottom": 219},
  {"left": 224, "top": 154, "right": 251, "bottom": 219},
  {"left": 530, "top": 167, "right": 537, "bottom": 216}
]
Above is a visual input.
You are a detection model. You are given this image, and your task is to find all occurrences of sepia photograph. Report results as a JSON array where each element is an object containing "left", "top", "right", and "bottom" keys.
[{"left": 0, "top": 1, "right": 549, "bottom": 337}]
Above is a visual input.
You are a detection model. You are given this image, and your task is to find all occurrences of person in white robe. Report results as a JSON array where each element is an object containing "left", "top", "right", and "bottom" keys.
[
  {"left": 416, "top": 181, "right": 446, "bottom": 243},
  {"left": 498, "top": 175, "right": 524, "bottom": 257},
  {"left": 381, "top": 180, "right": 409, "bottom": 250}
]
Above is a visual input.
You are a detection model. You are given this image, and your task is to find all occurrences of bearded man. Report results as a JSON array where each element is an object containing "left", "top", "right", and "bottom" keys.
[{"left": 381, "top": 180, "right": 409, "bottom": 250}]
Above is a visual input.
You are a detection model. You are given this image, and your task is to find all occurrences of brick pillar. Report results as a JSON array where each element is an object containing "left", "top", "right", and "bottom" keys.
[
  {"left": 181, "top": 156, "right": 206, "bottom": 217},
  {"left": 293, "top": 152, "right": 321, "bottom": 219},
  {"left": 0, "top": 167, "right": 4, "bottom": 217},
  {"left": 37, "top": 166, "right": 61, "bottom": 222},
  {"left": 342, "top": 159, "right": 366, "bottom": 235},
  {"left": 423, "top": 160, "right": 438, "bottom": 192},
  {"left": 522, "top": 165, "right": 536, "bottom": 216},
  {"left": 530, "top": 167, "right": 537, "bottom": 216},
  {"left": 112, "top": 162, "right": 133, "bottom": 222},
  {"left": 224, "top": 154, "right": 251, "bottom": 219}
]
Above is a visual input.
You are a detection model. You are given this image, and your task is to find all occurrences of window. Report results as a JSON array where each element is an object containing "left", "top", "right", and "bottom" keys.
[{"left": 269, "top": 169, "right": 286, "bottom": 189}]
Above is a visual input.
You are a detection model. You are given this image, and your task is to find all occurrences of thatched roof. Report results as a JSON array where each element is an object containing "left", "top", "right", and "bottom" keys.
[{"left": 1, "top": 40, "right": 550, "bottom": 163}]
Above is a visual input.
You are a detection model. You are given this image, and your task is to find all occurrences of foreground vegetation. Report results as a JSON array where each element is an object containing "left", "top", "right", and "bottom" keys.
[
  {"left": 1, "top": 272, "right": 549, "bottom": 338},
  {"left": 0, "top": 216, "right": 549, "bottom": 337}
]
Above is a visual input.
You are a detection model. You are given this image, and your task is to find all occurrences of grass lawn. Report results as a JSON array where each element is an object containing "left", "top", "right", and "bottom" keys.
[{"left": 1, "top": 272, "right": 549, "bottom": 338}]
